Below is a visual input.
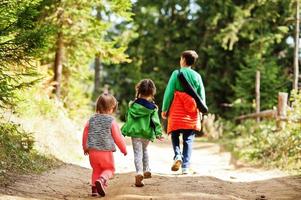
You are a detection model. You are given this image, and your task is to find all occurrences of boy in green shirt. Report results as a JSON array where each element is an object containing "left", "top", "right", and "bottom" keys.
[{"left": 162, "top": 50, "right": 206, "bottom": 174}]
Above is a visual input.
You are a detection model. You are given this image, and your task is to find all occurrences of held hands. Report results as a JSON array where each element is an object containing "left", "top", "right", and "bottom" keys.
[
  {"left": 156, "top": 136, "right": 164, "bottom": 141},
  {"left": 161, "top": 111, "right": 167, "bottom": 119},
  {"left": 84, "top": 149, "right": 89, "bottom": 155}
]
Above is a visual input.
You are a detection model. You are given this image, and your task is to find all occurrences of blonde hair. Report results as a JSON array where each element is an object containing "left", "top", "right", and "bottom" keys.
[{"left": 96, "top": 93, "right": 118, "bottom": 113}]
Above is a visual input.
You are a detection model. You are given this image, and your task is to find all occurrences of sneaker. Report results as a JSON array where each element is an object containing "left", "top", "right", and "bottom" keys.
[
  {"left": 95, "top": 178, "right": 106, "bottom": 197},
  {"left": 182, "top": 168, "right": 190, "bottom": 175},
  {"left": 135, "top": 174, "right": 144, "bottom": 187},
  {"left": 143, "top": 171, "right": 152, "bottom": 179},
  {"left": 91, "top": 186, "right": 98, "bottom": 197},
  {"left": 171, "top": 159, "right": 182, "bottom": 171}
]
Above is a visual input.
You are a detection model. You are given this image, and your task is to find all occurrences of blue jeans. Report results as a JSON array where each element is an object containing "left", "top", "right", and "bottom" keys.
[{"left": 171, "top": 130, "right": 195, "bottom": 169}]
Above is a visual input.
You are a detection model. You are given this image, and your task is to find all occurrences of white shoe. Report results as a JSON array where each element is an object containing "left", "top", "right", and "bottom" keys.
[{"left": 182, "top": 168, "right": 190, "bottom": 175}]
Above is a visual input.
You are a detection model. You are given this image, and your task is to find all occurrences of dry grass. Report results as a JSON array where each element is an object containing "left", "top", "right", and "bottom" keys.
[{"left": 4, "top": 109, "right": 89, "bottom": 167}]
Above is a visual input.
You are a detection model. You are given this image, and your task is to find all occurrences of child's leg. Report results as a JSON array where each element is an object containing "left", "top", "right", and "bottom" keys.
[
  {"left": 98, "top": 152, "right": 115, "bottom": 185},
  {"left": 94, "top": 152, "right": 115, "bottom": 196},
  {"left": 171, "top": 132, "right": 182, "bottom": 171},
  {"left": 141, "top": 139, "right": 150, "bottom": 172},
  {"left": 99, "top": 169, "right": 113, "bottom": 186},
  {"left": 90, "top": 151, "right": 115, "bottom": 185},
  {"left": 132, "top": 138, "right": 145, "bottom": 187},
  {"left": 182, "top": 131, "right": 195, "bottom": 169},
  {"left": 171, "top": 132, "right": 181, "bottom": 160},
  {"left": 89, "top": 153, "right": 102, "bottom": 186},
  {"left": 131, "top": 137, "right": 143, "bottom": 174}
]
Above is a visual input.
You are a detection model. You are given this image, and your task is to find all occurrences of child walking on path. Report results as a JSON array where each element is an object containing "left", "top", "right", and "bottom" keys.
[
  {"left": 121, "top": 79, "right": 163, "bottom": 187},
  {"left": 161, "top": 50, "right": 206, "bottom": 175},
  {"left": 82, "top": 93, "right": 127, "bottom": 197}
]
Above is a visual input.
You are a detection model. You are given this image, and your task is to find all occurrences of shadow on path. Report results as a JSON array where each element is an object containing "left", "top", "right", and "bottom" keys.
[{"left": 0, "top": 164, "right": 300, "bottom": 200}]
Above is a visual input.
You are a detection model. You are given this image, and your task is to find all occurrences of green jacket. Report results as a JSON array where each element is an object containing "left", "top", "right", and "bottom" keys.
[
  {"left": 162, "top": 67, "right": 206, "bottom": 113},
  {"left": 121, "top": 98, "right": 163, "bottom": 141}
]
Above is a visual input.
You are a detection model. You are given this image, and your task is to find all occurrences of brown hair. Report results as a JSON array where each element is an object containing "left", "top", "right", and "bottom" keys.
[
  {"left": 96, "top": 93, "right": 118, "bottom": 113},
  {"left": 181, "top": 50, "right": 198, "bottom": 66},
  {"left": 135, "top": 79, "right": 156, "bottom": 99}
]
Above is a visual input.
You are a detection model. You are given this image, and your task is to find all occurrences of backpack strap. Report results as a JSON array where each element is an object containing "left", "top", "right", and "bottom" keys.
[{"left": 177, "top": 69, "right": 208, "bottom": 113}]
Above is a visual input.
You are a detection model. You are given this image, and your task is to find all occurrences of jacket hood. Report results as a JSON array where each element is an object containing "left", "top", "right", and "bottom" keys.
[{"left": 128, "top": 99, "right": 156, "bottom": 118}]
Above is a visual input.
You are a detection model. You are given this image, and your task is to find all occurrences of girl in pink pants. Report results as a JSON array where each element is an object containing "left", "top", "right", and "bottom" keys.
[{"left": 82, "top": 93, "right": 127, "bottom": 197}]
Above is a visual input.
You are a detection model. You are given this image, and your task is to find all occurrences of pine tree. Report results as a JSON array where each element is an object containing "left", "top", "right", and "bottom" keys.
[{"left": 0, "top": 0, "right": 52, "bottom": 108}]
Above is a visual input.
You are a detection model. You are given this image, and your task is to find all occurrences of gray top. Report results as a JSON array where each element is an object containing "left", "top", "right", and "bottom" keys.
[{"left": 87, "top": 114, "right": 116, "bottom": 151}]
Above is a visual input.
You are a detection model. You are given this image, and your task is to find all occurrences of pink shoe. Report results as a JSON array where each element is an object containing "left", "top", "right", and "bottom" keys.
[{"left": 95, "top": 178, "right": 106, "bottom": 197}]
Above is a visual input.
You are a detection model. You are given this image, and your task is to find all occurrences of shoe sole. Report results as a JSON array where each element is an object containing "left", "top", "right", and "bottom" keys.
[
  {"left": 91, "top": 193, "right": 98, "bottom": 197},
  {"left": 182, "top": 169, "right": 196, "bottom": 175},
  {"left": 135, "top": 175, "right": 144, "bottom": 187},
  {"left": 95, "top": 180, "right": 106, "bottom": 197},
  {"left": 171, "top": 160, "right": 182, "bottom": 171}
]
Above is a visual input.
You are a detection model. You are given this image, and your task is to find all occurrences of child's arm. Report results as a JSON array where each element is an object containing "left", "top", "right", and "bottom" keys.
[
  {"left": 82, "top": 121, "right": 89, "bottom": 155},
  {"left": 111, "top": 120, "right": 127, "bottom": 155},
  {"left": 162, "top": 70, "right": 177, "bottom": 114},
  {"left": 152, "top": 110, "right": 163, "bottom": 137},
  {"left": 197, "top": 74, "right": 206, "bottom": 105}
]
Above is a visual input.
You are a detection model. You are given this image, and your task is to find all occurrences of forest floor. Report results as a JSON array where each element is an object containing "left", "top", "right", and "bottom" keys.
[{"left": 0, "top": 136, "right": 300, "bottom": 200}]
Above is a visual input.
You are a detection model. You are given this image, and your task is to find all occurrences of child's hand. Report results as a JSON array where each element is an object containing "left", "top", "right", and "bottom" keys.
[
  {"left": 161, "top": 111, "right": 167, "bottom": 119},
  {"left": 156, "top": 136, "right": 164, "bottom": 141},
  {"left": 84, "top": 149, "right": 89, "bottom": 155}
]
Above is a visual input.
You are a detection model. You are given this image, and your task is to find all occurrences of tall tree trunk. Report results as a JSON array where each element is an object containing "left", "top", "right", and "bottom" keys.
[
  {"left": 93, "top": 54, "right": 102, "bottom": 97},
  {"left": 53, "top": 31, "right": 63, "bottom": 99},
  {"left": 93, "top": 8, "right": 102, "bottom": 99},
  {"left": 293, "top": 0, "right": 300, "bottom": 90},
  {"left": 255, "top": 70, "right": 260, "bottom": 122}
]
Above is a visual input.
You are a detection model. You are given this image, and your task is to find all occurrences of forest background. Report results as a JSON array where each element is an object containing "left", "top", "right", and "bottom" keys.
[{"left": 0, "top": 0, "right": 300, "bottom": 184}]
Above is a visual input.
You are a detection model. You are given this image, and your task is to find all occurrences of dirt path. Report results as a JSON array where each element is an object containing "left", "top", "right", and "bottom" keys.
[{"left": 0, "top": 138, "right": 300, "bottom": 200}]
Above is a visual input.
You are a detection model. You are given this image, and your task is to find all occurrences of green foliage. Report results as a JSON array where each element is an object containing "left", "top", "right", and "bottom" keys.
[
  {"left": 0, "top": 1, "right": 134, "bottom": 183},
  {"left": 0, "top": 0, "right": 53, "bottom": 62},
  {"left": 220, "top": 91, "right": 301, "bottom": 174},
  {"left": 197, "top": 0, "right": 293, "bottom": 117},
  {"left": 0, "top": 121, "right": 58, "bottom": 186},
  {"left": 0, "top": 1, "right": 59, "bottom": 184},
  {"left": 0, "top": 67, "right": 37, "bottom": 109},
  {"left": 40, "top": 0, "right": 133, "bottom": 115},
  {"left": 232, "top": 56, "right": 289, "bottom": 115},
  {"left": 219, "top": 0, "right": 293, "bottom": 117},
  {"left": 0, "top": 0, "right": 53, "bottom": 109},
  {"left": 14, "top": 65, "right": 92, "bottom": 122},
  {"left": 15, "top": 81, "right": 62, "bottom": 119},
  {"left": 46, "top": 0, "right": 132, "bottom": 66},
  {"left": 1, "top": 0, "right": 133, "bottom": 121},
  {"left": 61, "top": 66, "right": 93, "bottom": 120},
  {"left": 106, "top": 1, "right": 204, "bottom": 116},
  {"left": 106, "top": 0, "right": 294, "bottom": 119}
]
